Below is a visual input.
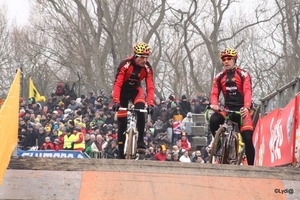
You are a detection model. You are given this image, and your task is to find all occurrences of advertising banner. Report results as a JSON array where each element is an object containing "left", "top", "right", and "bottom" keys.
[
  {"left": 255, "top": 94, "right": 299, "bottom": 166},
  {"left": 17, "top": 150, "right": 89, "bottom": 158}
]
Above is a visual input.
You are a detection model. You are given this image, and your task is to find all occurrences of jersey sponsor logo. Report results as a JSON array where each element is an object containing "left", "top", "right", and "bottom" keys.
[
  {"left": 215, "top": 71, "right": 223, "bottom": 78},
  {"left": 241, "top": 71, "right": 248, "bottom": 77},
  {"left": 145, "top": 65, "right": 150, "bottom": 72},
  {"left": 226, "top": 86, "right": 237, "bottom": 91},
  {"left": 124, "top": 62, "right": 130, "bottom": 69}
]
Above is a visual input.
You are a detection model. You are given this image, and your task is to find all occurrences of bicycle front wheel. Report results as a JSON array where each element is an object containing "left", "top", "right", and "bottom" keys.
[
  {"left": 227, "top": 134, "right": 239, "bottom": 164},
  {"left": 126, "top": 128, "right": 134, "bottom": 159},
  {"left": 221, "top": 137, "right": 229, "bottom": 164},
  {"left": 209, "top": 127, "right": 223, "bottom": 164}
]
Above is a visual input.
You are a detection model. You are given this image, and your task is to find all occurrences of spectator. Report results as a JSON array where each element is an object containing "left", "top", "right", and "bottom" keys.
[
  {"left": 144, "top": 130, "right": 154, "bottom": 147},
  {"left": 57, "top": 127, "right": 67, "bottom": 150},
  {"left": 154, "top": 144, "right": 167, "bottom": 161},
  {"left": 179, "top": 95, "right": 191, "bottom": 117},
  {"left": 191, "top": 150, "right": 204, "bottom": 163},
  {"left": 53, "top": 139, "right": 60, "bottom": 150},
  {"left": 180, "top": 132, "right": 191, "bottom": 151},
  {"left": 199, "top": 97, "right": 209, "bottom": 114},
  {"left": 172, "top": 145, "right": 179, "bottom": 155},
  {"left": 80, "top": 101, "right": 88, "bottom": 116},
  {"left": 23, "top": 110, "right": 31, "bottom": 123},
  {"left": 154, "top": 130, "right": 171, "bottom": 146},
  {"left": 176, "top": 140, "right": 185, "bottom": 158},
  {"left": 84, "top": 134, "right": 93, "bottom": 149},
  {"left": 105, "top": 140, "right": 119, "bottom": 159},
  {"left": 172, "top": 153, "right": 179, "bottom": 162},
  {"left": 18, "top": 127, "right": 27, "bottom": 148},
  {"left": 89, "top": 92, "right": 97, "bottom": 106},
  {"left": 40, "top": 137, "right": 55, "bottom": 150},
  {"left": 37, "top": 127, "right": 47, "bottom": 148},
  {"left": 51, "top": 129, "right": 59, "bottom": 143},
  {"left": 104, "top": 111, "right": 114, "bottom": 125},
  {"left": 181, "top": 112, "right": 195, "bottom": 142},
  {"left": 159, "top": 106, "right": 169, "bottom": 123},
  {"left": 76, "top": 94, "right": 86, "bottom": 104},
  {"left": 90, "top": 134, "right": 108, "bottom": 158},
  {"left": 165, "top": 153, "right": 173, "bottom": 161},
  {"left": 73, "top": 126, "right": 85, "bottom": 151},
  {"left": 193, "top": 99, "right": 202, "bottom": 114},
  {"left": 162, "top": 118, "right": 173, "bottom": 141},
  {"left": 67, "top": 97, "right": 80, "bottom": 111},
  {"left": 18, "top": 118, "right": 27, "bottom": 131},
  {"left": 153, "top": 116, "right": 164, "bottom": 138},
  {"left": 63, "top": 128, "right": 75, "bottom": 150},
  {"left": 179, "top": 150, "right": 191, "bottom": 162},
  {"left": 172, "top": 120, "right": 181, "bottom": 145},
  {"left": 151, "top": 98, "right": 163, "bottom": 122},
  {"left": 98, "top": 89, "right": 108, "bottom": 105},
  {"left": 23, "top": 124, "right": 38, "bottom": 149}
]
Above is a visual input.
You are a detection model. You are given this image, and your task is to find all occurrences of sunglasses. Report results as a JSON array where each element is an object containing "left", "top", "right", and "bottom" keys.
[
  {"left": 136, "top": 54, "right": 149, "bottom": 59},
  {"left": 221, "top": 57, "right": 234, "bottom": 62}
]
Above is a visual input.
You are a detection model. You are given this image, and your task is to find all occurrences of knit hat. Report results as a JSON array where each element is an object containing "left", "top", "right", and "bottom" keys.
[{"left": 181, "top": 95, "right": 187, "bottom": 100}]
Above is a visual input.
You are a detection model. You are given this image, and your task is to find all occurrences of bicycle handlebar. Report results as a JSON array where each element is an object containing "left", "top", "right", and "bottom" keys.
[
  {"left": 118, "top": 107, "right": 148, "bottom": 113},
  {"left": 221, "top": 109, "right": 241, "bottom": 115},
  {"left": 207, "top": 105, "right": 241, "bottom": 115}
]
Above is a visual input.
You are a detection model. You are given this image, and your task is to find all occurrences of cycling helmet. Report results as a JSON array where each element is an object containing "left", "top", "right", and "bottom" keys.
[
  {"left": 133, "top": 42, "right": 152, "bottom": 55},
  {"left": 219, "top": 48, "right": 238, "bottom": 59}
]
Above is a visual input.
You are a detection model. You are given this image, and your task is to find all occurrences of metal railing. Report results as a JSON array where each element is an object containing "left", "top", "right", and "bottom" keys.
[{"left": 260, "top": 76, "right": 300, "bottom": 116}]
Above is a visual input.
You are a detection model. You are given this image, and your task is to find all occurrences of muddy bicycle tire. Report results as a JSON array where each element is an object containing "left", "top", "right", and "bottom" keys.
[
  {"left": 209, "top": 127, "right": 223, "bottom": 164},
  {"left": 227, "top": 133, "right": 239, "bottom": 164},
  {"left": 221, "top": 137, "right": 229, "bottom": 164},
  {"left": 126, "top": 128, "right": 134, "bottom": 159}
]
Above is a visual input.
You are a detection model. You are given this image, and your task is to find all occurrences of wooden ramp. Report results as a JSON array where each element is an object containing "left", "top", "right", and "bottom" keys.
[{"left": 1, "top": 157, "right": 299, "bottom": 200}]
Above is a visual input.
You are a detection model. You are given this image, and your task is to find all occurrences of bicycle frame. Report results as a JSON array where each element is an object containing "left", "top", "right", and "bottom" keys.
[{"left": 118, "top": 107, "right": 148, "bottom": 159}]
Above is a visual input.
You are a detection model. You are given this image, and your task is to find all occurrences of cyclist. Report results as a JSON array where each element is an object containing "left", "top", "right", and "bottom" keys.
[
  {"left": 209, "top": 47, "right": 255, "bottom": 165},
  {"left": 112, "top": 42, "right": 155, "bottom": 159}
]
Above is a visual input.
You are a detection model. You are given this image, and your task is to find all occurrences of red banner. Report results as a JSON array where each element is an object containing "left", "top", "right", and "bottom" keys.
[
  {"left": 254, "top": 94, "right": 299, "bottom": 166},
  {"left": 294, "top": 95, "right": 300, "bottom": 163},
  {"left": 253, "top": 117, "right": 261, "bottom": 166}
]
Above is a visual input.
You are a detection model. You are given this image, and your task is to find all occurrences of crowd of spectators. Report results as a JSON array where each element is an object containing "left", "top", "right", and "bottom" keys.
[{"left": 18, "top": 91, "right": 212, "bottom": 163}]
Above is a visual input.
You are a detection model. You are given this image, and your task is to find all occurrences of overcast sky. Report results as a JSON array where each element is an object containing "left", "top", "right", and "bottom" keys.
[
  {"left": 0, "top": 0, "right": 260, "bottom": 27},
  {"left": 0, "top": 0, "right": 30, "bottom": 26}
]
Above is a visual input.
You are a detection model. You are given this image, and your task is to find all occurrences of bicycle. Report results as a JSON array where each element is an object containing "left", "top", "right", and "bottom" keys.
[
  {"left": 118, "top": 107, "right": 148, "bottom": 160},
  {"left": 209, "top": 108, "right": 242, "bottom": 165}
]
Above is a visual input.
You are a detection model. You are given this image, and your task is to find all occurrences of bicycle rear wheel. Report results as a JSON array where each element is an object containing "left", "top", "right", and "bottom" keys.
[
  {"left": 126, "top": 128, "right": 134, "bottom": 159},
  {"left": 209, "top": 127, "right": 223, "bottom": 164}
]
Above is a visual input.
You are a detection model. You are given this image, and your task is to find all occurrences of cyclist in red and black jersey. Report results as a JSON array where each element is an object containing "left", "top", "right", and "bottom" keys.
[
  {"left": 112, "top": 42, "right": 155, "bottom": 159},
  {"left": 209, "top": 48, "right": 255, "bottom": 165}
]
